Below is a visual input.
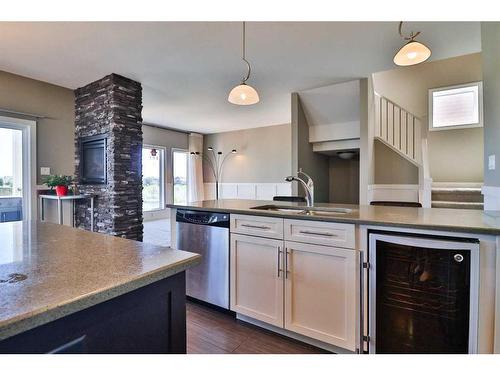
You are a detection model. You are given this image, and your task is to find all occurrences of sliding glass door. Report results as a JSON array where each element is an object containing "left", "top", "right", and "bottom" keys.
[
  {"left": 0, "top": 126, "right": 24, "bottom": 222},
  {"left": 142, "top": 146, "right": 165, "bottom": 212},
  {"left": 172, "top": 149, "right": 188, "bottom": 205}
]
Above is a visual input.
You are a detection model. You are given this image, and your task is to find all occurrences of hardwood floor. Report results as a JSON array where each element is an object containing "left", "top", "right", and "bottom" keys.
[{"left": 186, "top": 301, "right": 328, "bottom": 354}]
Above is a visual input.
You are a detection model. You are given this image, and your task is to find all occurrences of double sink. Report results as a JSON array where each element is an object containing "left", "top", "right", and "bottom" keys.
[{"left": 251, "top": 204, "right": 354, "bottom": 217}]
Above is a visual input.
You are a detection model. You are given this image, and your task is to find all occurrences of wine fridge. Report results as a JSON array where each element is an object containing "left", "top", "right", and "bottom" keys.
[{"left": 367, "top": 231, "right": 479, "bottom": 354}]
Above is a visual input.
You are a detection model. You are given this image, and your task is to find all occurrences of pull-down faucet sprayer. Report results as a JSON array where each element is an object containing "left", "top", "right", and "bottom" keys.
[{"left": 285, "top": 169, "right": 314, "bottom": 207}]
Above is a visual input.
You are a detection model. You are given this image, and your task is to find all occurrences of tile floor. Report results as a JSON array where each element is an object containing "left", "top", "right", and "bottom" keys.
[{"left": 143, "top": 218, "right": 171, "bottom": 247}]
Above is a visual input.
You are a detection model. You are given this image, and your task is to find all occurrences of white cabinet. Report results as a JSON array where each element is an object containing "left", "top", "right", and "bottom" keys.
[
  {"left": 231, "top": 214, "right": 284, "bottom": 239},
  {"left": 284, "top": 241, "right": 357, "bottom": 350},
  {"left": 229, "top": 215, "right": 359, "bottom": 351},
  {"left": 284, "top": 219, "right": 355, "bottom": 248},
  {"left": 230, "top": 234, "right": 284, "bottom": 327}
]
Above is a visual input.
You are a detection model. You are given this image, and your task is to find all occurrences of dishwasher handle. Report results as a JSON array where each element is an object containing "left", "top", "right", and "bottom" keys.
[{"left": 176, "top": 209, "right": 230, "bottom": 228}]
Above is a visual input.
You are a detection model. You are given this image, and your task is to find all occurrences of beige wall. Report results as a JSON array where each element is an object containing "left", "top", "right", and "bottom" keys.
[
  {"left": 329, "top": 155, "right": 360, "bottom": 204},
  {"left": 0, "top": 70, "right": 75, "bottom": 184},
  {"left": 203, "top": 123, "right": 292, "bottom": 183},
  {"left": 374, "top": 141, "right": 418, "bottom": 184},
  {"left": 291, "top": 93, "right": 330, "bottom": 202},
  {"left": 373, "top": 53, "right": 483, "bottom": 183}
]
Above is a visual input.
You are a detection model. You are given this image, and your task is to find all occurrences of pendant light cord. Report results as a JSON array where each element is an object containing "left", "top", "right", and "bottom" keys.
[
  {"left": 241, "top": 21, "right": 251, "bottom": 83},
  {"left": 398, "top": 21, "right": 420, "bottom": 41}
]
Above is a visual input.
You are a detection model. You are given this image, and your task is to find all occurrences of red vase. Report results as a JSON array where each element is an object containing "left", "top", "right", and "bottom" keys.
[{"left": 55, "top": 185, "right": 69, "bottom": 197}]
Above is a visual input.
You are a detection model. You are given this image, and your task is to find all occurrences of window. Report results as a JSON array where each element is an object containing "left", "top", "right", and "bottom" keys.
[
  {"left": 429, "top": 82, "right": 483, "bottom": 131},
  {"left": 172, "top": 149, "right": 188, "bottom": 205},
  {"left": 142, "top": 146, "right": 165, "bottom": 212},
  {"left": 0, "top": 126, "right": 23, "bottom": 223}
]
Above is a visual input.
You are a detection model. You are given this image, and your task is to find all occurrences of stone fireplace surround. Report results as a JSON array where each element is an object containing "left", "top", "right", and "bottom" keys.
[{"left": 74, "top": 74, "right": 143, "bottom": 241}]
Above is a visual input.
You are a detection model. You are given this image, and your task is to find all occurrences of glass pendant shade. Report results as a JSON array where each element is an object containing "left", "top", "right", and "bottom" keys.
[
  {"left": 394, "top": 40, "right": 431, "bottom": 66},
  {"left": 228, "top": 83, "right": 260, "bottom": 105}
]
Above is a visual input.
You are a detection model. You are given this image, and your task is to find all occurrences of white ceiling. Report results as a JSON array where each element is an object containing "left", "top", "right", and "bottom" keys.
[
  {"left": 298, "top": 79, "right": 361, "bottom": 127},
  {"left": 0, "top": 22, "right": 481, "bottom": 133}
]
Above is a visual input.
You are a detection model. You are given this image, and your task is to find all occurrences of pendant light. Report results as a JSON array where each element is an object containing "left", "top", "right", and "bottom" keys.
[
  {"left": 393, "top": 22, "right": 431, "bottom": 66},
  {"left": 228, "top": 22, "right": 260, "bottom": 105}
]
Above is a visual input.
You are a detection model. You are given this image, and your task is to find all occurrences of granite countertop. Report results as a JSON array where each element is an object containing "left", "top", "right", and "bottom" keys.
[
  {"left": 167, "top": 199, "right": 500, "bottom": 235},
  {"left": 0, "top": 221, "right": 201, "bottom": 341}
]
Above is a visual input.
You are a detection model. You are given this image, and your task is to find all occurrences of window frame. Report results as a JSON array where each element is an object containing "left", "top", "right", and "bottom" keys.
[
  {"left": 142, "top": 144, "right": 166, "bottom": 213},
  {"left": 171, "top": 148, "right": 189, "bottom": 205},
  {"left": 428, "top": 81, "right": 484, "bottom": 132}
]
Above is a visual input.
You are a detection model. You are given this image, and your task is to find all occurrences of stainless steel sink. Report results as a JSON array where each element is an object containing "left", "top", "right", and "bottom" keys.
[
  {"left": 251, "top": 205, "right": 353, "bottom": 215},
  {"left": 251, "top": 205, "right": 307, "bottom": 214},
  {"left": 307, "top": 207, "right": 353, "bottom": 215}
]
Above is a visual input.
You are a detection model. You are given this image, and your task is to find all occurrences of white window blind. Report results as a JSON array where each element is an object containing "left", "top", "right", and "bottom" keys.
[{"left": 429, "top": 82, "right": 483, "bottom": 131}]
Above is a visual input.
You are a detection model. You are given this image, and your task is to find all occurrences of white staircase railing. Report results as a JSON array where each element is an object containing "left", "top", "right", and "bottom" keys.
[
  {"left": 374, "top": 92, "right": 422, "bottom": 166},
  {"left": 373, "top": 92, "right": 432, "bottom": 207}
]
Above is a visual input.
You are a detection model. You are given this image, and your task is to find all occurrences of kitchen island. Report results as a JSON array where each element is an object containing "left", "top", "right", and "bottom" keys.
[
  {"left": 0, "top": 220, "right": 201, "bottom": 354},
  {"left": 167, "top": 199, "right": 500, "bottom": 235},
  {"left": 168, "top": 200, "right": 500, "bottom": 354}
]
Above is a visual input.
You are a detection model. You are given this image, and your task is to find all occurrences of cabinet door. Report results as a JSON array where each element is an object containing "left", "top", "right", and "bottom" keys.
[
  {"left": 230, "top": 234, "right": 284, "bottom": 327},
  {"left": 284, "top": 241, "right": 357, "bottom": 350}
]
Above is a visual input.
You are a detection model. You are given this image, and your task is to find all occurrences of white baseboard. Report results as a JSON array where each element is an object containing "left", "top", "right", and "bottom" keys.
[
  {"left": 482, "top": 186, "right": 500, "bottom": 211},
  {"left": 367, "top": 184, "right": 419, "bottom": 203},
  {"left": 143, "top": 208, "right": 170, "bottom": 221},
  {"left": 204, "top": 182, "right": 292, "bottom": 201}
]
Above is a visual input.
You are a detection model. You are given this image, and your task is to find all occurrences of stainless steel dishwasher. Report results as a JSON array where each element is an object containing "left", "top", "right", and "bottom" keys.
[{"left": 176, "top": 209, "right": 230, "bottom": 309}]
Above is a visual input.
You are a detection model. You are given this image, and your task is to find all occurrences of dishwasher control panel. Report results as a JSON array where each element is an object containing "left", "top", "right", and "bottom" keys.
[{"left": 176, "top": 209, "right": 229, "bottom": 227}]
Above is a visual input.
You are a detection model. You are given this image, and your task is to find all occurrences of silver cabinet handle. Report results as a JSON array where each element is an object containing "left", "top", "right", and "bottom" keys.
[
  {"left": 241, "top": 223, "right": 271, "bottom": 230},
  {"left": 299, "top": 230, "right": 336, "bottom": 237},
  {"left": 285, "top": 248, "right": 290, "bottom": 279},
  {"left": 277, "top": 246, "right": 282, "bottom": 278}
]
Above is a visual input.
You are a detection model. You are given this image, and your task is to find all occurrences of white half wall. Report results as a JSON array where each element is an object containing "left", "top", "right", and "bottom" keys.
[
  {"left": 482, "top": 186, "right": 500, "bottom": 211},
  {"left": 367, "top": 184, "right": 420, "bottom": 203},
  {"left": 204, "top": 183, "right": 292, "bottom": 201}
]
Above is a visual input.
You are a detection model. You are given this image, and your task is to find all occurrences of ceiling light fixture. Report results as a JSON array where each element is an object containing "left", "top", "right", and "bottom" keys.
[
  {"left": 393, "top": 22, "right": 431, "bottom": 67},
  {"left": 228, "top": 22, "right": 260, "bottom": 105}
]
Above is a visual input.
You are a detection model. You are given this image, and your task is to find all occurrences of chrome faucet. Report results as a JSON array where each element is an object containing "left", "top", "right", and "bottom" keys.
[{"left": 285, "top": 169, "right": 314, "bottom": 207}]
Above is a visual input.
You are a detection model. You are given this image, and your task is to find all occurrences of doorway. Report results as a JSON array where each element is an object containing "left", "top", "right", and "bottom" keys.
[
  {"left": 172, "top": 149, "right": 188, "bottom": 205},
  {"left": 142, "top": 145, "right": 165, "bottom": 213},
  {"left": 0, "top": 116, "right": 36, "bottom": 223}
]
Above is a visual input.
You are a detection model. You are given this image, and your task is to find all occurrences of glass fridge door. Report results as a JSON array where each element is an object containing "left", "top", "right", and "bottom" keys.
[{"left": 369, "top": 233, "right": 479, "bottom": 354}]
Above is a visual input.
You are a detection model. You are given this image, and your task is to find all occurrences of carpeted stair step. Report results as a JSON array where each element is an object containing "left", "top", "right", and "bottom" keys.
[
  {"left": 431, "top": 200, "right": 484, "bottom": 210},
  {"left": 431, "top": 188, "right": 483, "bottom": 203}
]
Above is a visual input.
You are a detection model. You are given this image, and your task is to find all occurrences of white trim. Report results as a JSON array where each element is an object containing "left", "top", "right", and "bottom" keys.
[
  {"left": 0, "top": 115, "right": 37, "bottom": 221},
  {"left": 203, "top": 182, "right": 292, "bottom": 201},
  {"left": 312, "top": 139, "right": 360, "bottom": 153},
  {"left": 428, "top": 81, "right": 484, "bottom": 132},
  {"left": 482, "top": 185, "right": 500, "bottom": 211},
  {"left": 367, "top": 184, "right": 419, "bottom": 203}
]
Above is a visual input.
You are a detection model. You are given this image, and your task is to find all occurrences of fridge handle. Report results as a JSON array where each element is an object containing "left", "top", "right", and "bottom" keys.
[{"left": 359, "top": 252, "right": 365, "bottom": 353}]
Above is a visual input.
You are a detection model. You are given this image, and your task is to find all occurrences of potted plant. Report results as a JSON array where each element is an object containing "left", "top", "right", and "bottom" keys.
[{"left": 43, "top": 175, "right": 73, "bottom": 197}]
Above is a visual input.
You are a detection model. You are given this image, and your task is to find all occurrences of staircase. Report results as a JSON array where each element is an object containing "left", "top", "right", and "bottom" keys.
[
  {"left": 374, "top": 92, "right": 432, "bottom": 207},
  {"left": 431, "top": 183, "right": 484, "bottom": 210},
  {"left": 374, "top": 93, "right": 422, "bottom": 167},
  {"left": 373, "top": 92, "right": 484, "bottom": 210}
]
